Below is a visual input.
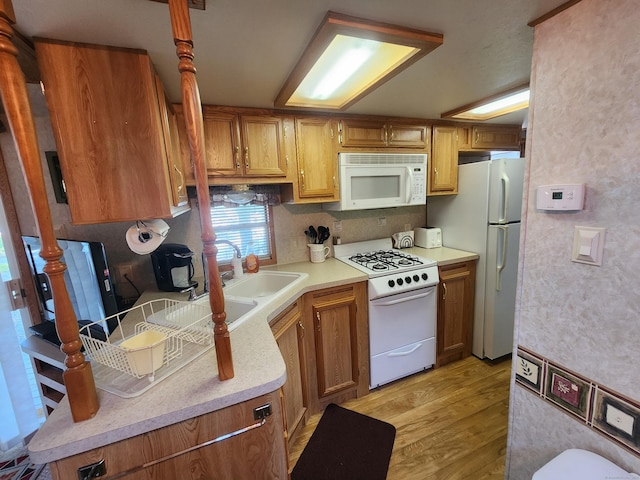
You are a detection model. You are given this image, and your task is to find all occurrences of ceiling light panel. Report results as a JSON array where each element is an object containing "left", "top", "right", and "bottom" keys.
[
  {"left": 441, "top": 84, "right": 530, "bottom": 121},
  {"left": 275, "top": 12, "right": 443, "bottom": 111}
]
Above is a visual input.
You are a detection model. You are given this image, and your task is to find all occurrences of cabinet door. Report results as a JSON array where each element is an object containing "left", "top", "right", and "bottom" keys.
[
  {"left": 338, "top": 118, "right": 387, "bottom": 148},
  {"left": 272, "top": 302, "right": 308, "bottom": 446},
  {"left": 35, "top": 39, "right": 185, "bottom": 223},
  {"left": 430, "top": 125, "right": 459, "bottom": 195},
  {"left": 311, "top": 291, "right": 359, "bottom": 398},
  {"left": 471, "top": 125, "right": 521, "bottom": 150},
  {"left": 241, "top": 115, "right": 288, "bottom": 176},
  {"left": 456, "top": 125, "right": 472, "bottom": 150},
  {"left": 387, "top": 123, "right": 429, "bottom": 149},
  {"left": 155, "top": 75, "right": 188, "bottom": 207},
  {"left": 295, "top": 117, "right": 337, "bottom": 199},
  {"left": 202, "top": 110, "right": 242, "bottom": 177},
  {"left": 437, "top": 261, "right": 476, "bottom": 367}
]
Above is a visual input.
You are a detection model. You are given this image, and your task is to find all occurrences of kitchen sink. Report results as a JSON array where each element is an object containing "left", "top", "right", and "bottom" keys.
[
  {"left": 222, "top": 271, "right": 307, "bottom": 299},
  {"left": 193, "top": 296, "right": 257, "bottom": 331}
]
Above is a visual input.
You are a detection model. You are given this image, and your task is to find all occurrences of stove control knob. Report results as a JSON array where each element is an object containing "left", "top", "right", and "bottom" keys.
[
  {"left": 421, "top": 273, "right": 428, "bottom": 281},
  {"left": 413, "top": 274, "right": 420, "bottom": 282},
  {"left": 388, "top": 279, "right": 395, "bottom": 288},
  {"left": 397, "top": 278, "right": 404, "bottom": 286},
  {"left": 405, "top": 276, "right": 412, "bottom": 284}
]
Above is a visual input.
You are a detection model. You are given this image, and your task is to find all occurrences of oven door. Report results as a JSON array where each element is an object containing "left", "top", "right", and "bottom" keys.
[{"left": 369, "top": 286, "right": 437, "bottom": 388}]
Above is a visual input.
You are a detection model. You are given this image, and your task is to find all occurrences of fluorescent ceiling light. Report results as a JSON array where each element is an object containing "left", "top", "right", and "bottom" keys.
[
  {"left": 275, "top": 12, "right": 443, "bottom": 111},
  {"left": 441, "top": 85, "right": 530, "bottom": 121}
]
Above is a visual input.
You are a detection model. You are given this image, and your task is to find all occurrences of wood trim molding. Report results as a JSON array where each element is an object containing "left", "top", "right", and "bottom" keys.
[
  {"left": 528, "top": 0, "right": 583, "bottom": 27},
  {"left": 0, "top": 146, "right": 42, "bottom": 326}
]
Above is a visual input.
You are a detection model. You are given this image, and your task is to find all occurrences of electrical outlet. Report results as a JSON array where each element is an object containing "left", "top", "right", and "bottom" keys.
[
  {"left": 290, "top": 235, "right": 306, "bottom": 250},
  {"left": 115, "top": 263, "right": 133, "bottom": 284},
  {"left": 333, "top": 220, "right": 343, "bottom": 233},
  {"left": 378, "top": 217, "right": 386, "bottom": 226}
]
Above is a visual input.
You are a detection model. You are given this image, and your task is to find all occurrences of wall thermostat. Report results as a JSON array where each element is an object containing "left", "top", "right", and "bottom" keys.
[{"left": 536, "top": 184, "right": 585, "bottom": 211}]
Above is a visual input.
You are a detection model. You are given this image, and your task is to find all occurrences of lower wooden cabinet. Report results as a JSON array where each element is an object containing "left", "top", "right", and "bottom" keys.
[
  {"left": 436, "top": 261, "right": 476, "bottom": 367},
  {"left": 271, "top": 282, "right": 369, "bottom": 456},
  {"left": 271, "top": 301, "right": 308, "bottom": 450},
  {"left": 303, "top": 282, "right": 369, "bottom": 413},
  {"left": 47, "top": 391, "right": 288, "bottom": 480}
]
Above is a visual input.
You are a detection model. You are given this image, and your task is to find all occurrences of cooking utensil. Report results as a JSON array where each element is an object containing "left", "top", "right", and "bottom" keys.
[
  {"left": 317, "top": 226, "right": 330, "bottom": 244},
  {"left": 308, "top": 226, "right": 318, "bottom": 243}
]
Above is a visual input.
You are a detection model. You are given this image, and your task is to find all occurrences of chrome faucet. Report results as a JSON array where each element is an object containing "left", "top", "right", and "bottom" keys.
[
  {"left": 214, "top": 239, "right": 242, "bottom": 259},
  {"left": 185, "top": 241, "right": 240, "bottom": 301}
]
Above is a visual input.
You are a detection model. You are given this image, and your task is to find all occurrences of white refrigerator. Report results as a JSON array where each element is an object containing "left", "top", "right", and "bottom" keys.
[{"left": 427, "top": 156, "right": 525, "bottom": 359}]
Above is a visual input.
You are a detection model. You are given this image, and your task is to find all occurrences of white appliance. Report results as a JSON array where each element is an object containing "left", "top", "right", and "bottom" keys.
[
  {"left": 334, "top": 238, "right": 439, "bottom": 389},
  {"left": 427, "top": 156, "right": 525, "bottom": 360},
  {"left": 414, "top": 227, "right": 442, "bottom": 248},
  {"left": 323, "top": 153, "right": 427, "bottom": 211}
]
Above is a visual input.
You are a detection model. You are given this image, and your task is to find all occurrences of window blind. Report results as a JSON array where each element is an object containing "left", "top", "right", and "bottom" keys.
[{"left": 210, "top": 204, "right": 272, "bottom": 262}]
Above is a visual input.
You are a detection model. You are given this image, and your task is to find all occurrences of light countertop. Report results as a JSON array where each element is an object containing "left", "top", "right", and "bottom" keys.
[
  {"left": 27, "top": 259, "right": 366, "bottom": 464},
  {"left": 27, "top": 246, "right": 474, "bottom": 464},
  {"left": 407, "top": 245, "right": 479, "bottom": 266}
]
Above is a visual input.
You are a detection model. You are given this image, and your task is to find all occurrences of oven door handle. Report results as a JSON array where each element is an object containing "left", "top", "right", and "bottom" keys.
[
  {"left": 371, "top": 288, "right": 435, "bottom": 306},
  {"left": 387, "top": 343, "right": 423, "bottom": 357}
]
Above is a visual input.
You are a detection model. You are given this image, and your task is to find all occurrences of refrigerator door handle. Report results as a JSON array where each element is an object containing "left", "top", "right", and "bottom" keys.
[
  {"left": 496, "top": 225, "right": 508, "bottom": 291},
  {"left": 500, "top": 172, "right": 510, "bottom": 223}
]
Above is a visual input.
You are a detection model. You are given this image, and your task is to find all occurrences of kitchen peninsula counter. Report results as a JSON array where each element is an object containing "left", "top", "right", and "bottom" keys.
[{"left": 27, "top": 258, "right": 367, "bottom": 465}]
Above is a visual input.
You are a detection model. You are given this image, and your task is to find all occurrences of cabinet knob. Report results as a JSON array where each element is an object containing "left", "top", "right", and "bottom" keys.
[
  {"left": 442, "top": 282, "right": 447, "bottom": 300},
  {"left": 300, "top": 169, "right": 305, "bottom": 191}
]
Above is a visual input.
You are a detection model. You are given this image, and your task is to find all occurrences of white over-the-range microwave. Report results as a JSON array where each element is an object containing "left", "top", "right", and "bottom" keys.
[{"left": 323, "top": 153, "right": 428, "bottom": 211}]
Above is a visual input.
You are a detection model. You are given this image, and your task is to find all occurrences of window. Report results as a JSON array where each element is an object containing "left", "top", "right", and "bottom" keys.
[{"left": 210, "top": 204, "right": 276, "bottom": 265}]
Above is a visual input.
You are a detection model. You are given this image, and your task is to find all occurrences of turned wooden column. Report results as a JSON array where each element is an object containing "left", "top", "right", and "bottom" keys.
[
  {"left": 167, "top": 0, "right": 234, "bottom": 380},
  {"left": 0, "top": 0, "right": 99, "bottom": 420}
]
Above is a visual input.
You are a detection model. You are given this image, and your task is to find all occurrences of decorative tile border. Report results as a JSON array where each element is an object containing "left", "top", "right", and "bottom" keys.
[{"left": 516, "top": 346, "right": 640, "bottom": 458}]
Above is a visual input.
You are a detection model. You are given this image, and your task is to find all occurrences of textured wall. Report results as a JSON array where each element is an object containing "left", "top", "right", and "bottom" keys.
[{"left": 506, "top": 0, "right": 640, "bottom": 477}]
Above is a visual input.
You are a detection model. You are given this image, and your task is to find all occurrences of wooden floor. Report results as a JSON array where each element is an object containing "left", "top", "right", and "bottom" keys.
[{"left": 289, "top": 355, "right": 512, "bottom": 480}]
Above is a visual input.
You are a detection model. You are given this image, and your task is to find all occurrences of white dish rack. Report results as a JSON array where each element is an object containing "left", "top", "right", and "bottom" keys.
[{"left": 79, "top": 299, "right": 214, "bottom": 398}]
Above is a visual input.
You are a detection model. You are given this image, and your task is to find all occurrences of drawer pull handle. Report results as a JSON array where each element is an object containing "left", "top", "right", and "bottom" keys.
[{"left": 107, "top": 416, "right": 268, "bottom": 479}]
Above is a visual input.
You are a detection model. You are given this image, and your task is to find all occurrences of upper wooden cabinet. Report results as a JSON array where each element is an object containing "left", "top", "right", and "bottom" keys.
[
  {"left": 178, "top": 106, "right": 293, "bottom": 185},
  {"left": 429, "top": 125, "right": 459, "bottom": 196},
  {"left": 457, "top": 124, "right": 521, "bottom": 151},
  {"left": 281, "top": 116, "right": 338, "bottom": 204},
  {"left": 336, "top": 118, "right": 429, "bottom": 151},
  {"left": 34, "top": 39, "right": 189, "bottom": 224},
  {"left": 155, "top": 75, "right": 188, "bottom": 208}
]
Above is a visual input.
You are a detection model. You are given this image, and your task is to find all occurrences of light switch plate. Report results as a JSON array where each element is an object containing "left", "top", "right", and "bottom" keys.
[{"left": 572, "top": 226, "right": 605, "bottom": 266}]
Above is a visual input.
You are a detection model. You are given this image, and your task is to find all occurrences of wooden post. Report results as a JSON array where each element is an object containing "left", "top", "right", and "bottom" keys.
[
  {"left": 167, "top": 0, "right": 234, "bottom": 380},
  {"left": 0, "top": 0, "right": 99, "bottom": 420}
]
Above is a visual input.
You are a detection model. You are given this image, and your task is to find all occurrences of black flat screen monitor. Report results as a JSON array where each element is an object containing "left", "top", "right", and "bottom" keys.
[{"left": 22, "top": 236, "right": 119, "bottom": 337}]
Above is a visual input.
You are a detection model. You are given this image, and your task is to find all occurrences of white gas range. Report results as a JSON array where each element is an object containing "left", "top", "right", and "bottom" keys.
[{"left": 334, "top": 239, "right": 439, "bottom": 389}]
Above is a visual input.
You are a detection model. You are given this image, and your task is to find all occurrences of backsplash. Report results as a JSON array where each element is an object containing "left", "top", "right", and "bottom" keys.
[{"left": 516, "top": 346, "right": 640, "bottom": 457}]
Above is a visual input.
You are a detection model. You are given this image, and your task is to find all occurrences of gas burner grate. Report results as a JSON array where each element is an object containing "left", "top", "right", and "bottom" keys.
[{"left": 348, "top": 249, "right": 425, "bottom": 272}]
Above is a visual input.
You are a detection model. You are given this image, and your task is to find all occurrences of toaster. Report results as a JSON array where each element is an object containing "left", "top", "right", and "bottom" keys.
[{"left": 414, "top": 227, "right": 442, "bottom": 249}]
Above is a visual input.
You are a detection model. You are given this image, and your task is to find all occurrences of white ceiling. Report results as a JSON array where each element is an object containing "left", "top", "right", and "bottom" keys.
[{"left": 12, "top": 0, "right": 569, "bottom": 126}]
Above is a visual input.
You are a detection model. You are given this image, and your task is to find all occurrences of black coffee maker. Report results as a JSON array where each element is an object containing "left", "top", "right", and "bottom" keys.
[{"left": 150, "top": 243, "right": 198, "bottom": 292}]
